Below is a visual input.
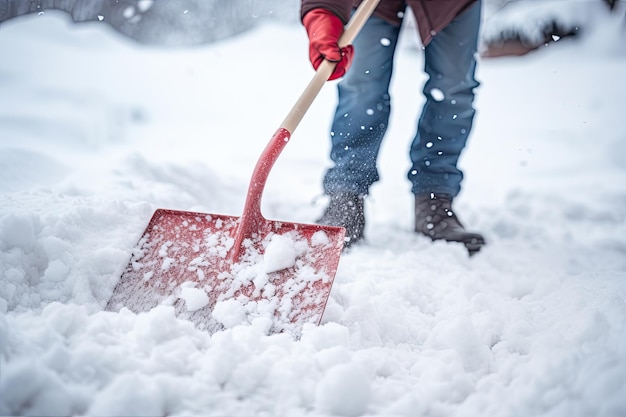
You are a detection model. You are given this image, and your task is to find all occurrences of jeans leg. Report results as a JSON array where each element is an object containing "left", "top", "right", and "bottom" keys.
[
  {"left": 323, "top": 15, "right": 401, "bottom": 196},
  {"left": 408, "top": 1, "right": 481, "bottom": 197}
]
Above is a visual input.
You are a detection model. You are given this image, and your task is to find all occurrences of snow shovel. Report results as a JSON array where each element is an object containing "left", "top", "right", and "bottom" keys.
[{"left": 106, "top": 0, "right": 381, "bottom": 336}]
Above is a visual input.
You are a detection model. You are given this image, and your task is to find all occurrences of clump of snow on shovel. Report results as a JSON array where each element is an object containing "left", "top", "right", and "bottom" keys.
[
  {"left": 212, "top": 298, "right": 247, "bottom": 328},
  {"left": 179, "top": 285, "right": 209, "bottom": 312},
  {"left": 263, "top": 234, "right": 297, "bottom": 273},
  {"left": 310, "top": 230, "right": 330, "bottom": 246}
]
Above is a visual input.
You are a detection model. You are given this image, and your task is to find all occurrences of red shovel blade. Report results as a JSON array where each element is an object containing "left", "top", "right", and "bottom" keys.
[{"left": 106, "top": 208, "right": 345, "bottom": 336}]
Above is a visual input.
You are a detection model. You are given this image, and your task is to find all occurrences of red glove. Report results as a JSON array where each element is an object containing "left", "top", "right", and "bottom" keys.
[{"left": 303, "top": 8, "right": 354, "bottom": 81}]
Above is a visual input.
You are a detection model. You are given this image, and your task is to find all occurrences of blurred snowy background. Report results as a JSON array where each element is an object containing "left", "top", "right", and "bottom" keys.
[{"left": 1, "top": 0, "right": 622, "bottom": 52}]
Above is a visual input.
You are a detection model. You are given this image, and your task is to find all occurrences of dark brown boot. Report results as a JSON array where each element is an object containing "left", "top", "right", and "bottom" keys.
[
  {"left": 317, "top": 193, "right": 365, "bottom": 249},
  {"left": 415, "top": 193, "right": 485, "bottom": 255}
]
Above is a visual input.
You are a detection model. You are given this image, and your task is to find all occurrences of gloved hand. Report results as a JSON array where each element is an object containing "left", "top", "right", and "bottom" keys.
[{"left": 302, "top": 8, "right": 354, "bottom": 81}]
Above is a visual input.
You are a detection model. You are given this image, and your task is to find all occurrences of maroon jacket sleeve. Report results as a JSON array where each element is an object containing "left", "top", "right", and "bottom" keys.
[{"left": 301, "top": 0, "right": 353, "bottom": 24}]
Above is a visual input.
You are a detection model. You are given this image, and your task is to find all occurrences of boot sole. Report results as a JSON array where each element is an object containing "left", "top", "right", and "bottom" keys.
[{"left": 464, "top": 241, "right": 484, "bottom": 256}]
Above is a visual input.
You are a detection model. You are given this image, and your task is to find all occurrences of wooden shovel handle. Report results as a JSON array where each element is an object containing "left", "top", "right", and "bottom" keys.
[
  {"left": 231, "top": 0, "right": 380, "bottom": 260},
  {"left": 280, "top": 0, "right": 381, "bottom": 133}
]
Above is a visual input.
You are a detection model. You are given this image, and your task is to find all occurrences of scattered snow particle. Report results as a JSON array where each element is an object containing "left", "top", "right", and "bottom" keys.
[
  {"left": 123, "top": 6, "right": 135, "bottom": 18},
  {"left": 430, "top": 88, "right": 445, "bottom": 101},
  {"left": 160, "top": 257, "right": 174, "bottom": 271},
  {"left": 366, "top": 108, "right": 374, "bottom": 115},
  {"left": 97, "top": 15, "right": 104, "bottom": 21},
  {"left": 137, "top": 0, "right": 154, "bottom": 13},
  {"left": 380, "top": 38, "right": 391, "bottom": 47},
  {"left": 158, "top": 243, "right": 171, "bottom": 257},
  {"left": 196, "top": 268, "right": 205, "bottom": 280},
  {"left": 426, "top": 142, "right": 433, "bottom": 148}
]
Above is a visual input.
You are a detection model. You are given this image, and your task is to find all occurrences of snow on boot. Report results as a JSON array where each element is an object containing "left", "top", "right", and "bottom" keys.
[
  {"left": 414, "top": 192, "right": 485, "bottom": 255},
  {"left": 317, "top": 193, "right": 365, "bottom": 249}
]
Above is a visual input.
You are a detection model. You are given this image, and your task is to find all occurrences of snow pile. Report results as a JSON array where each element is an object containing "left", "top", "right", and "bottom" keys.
[{"left": 1, "top": 8, "right": 625, "bottom": 417}]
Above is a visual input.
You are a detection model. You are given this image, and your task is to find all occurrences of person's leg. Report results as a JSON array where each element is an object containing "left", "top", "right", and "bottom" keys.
[
  {"left": 408, "top": 1, "right": 481, "bottom": 197},
  {"left": 323, "top": 14, "right": 401, "bottom": 196},
  {"left": 318, "top": 14, "right": 401, "bottom": 247},
  {"left": 409, "top": 1, "right": 486, "bottom": 255}
]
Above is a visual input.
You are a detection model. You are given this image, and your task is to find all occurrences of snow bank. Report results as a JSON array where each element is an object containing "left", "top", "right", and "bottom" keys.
[{"left": 1, "top": 8, "right": 625, "bottom": 417}]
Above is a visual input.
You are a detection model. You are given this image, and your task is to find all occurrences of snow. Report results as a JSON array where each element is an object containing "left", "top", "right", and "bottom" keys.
[
  {"left": 315, "top": 362, "right": 372, "bottom": 417},
  {"left": 1, "top": 6, "right": 626, "bottom": 417},
  {"left": 180, "top": 286, "right": 210, "bottom": 312},
  {"left": 263, "top": 234, "right": 297, "bottom": 273}
]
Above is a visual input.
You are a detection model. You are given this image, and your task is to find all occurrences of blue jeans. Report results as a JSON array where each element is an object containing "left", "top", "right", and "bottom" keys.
[{"left": 323, "top": 1, "right": 481, "bottom": 198}]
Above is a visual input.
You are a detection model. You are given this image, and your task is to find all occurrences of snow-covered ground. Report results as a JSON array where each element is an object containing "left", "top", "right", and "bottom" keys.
[{"left": 1, "top": 6, "right": 626, "bottom": 417}]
